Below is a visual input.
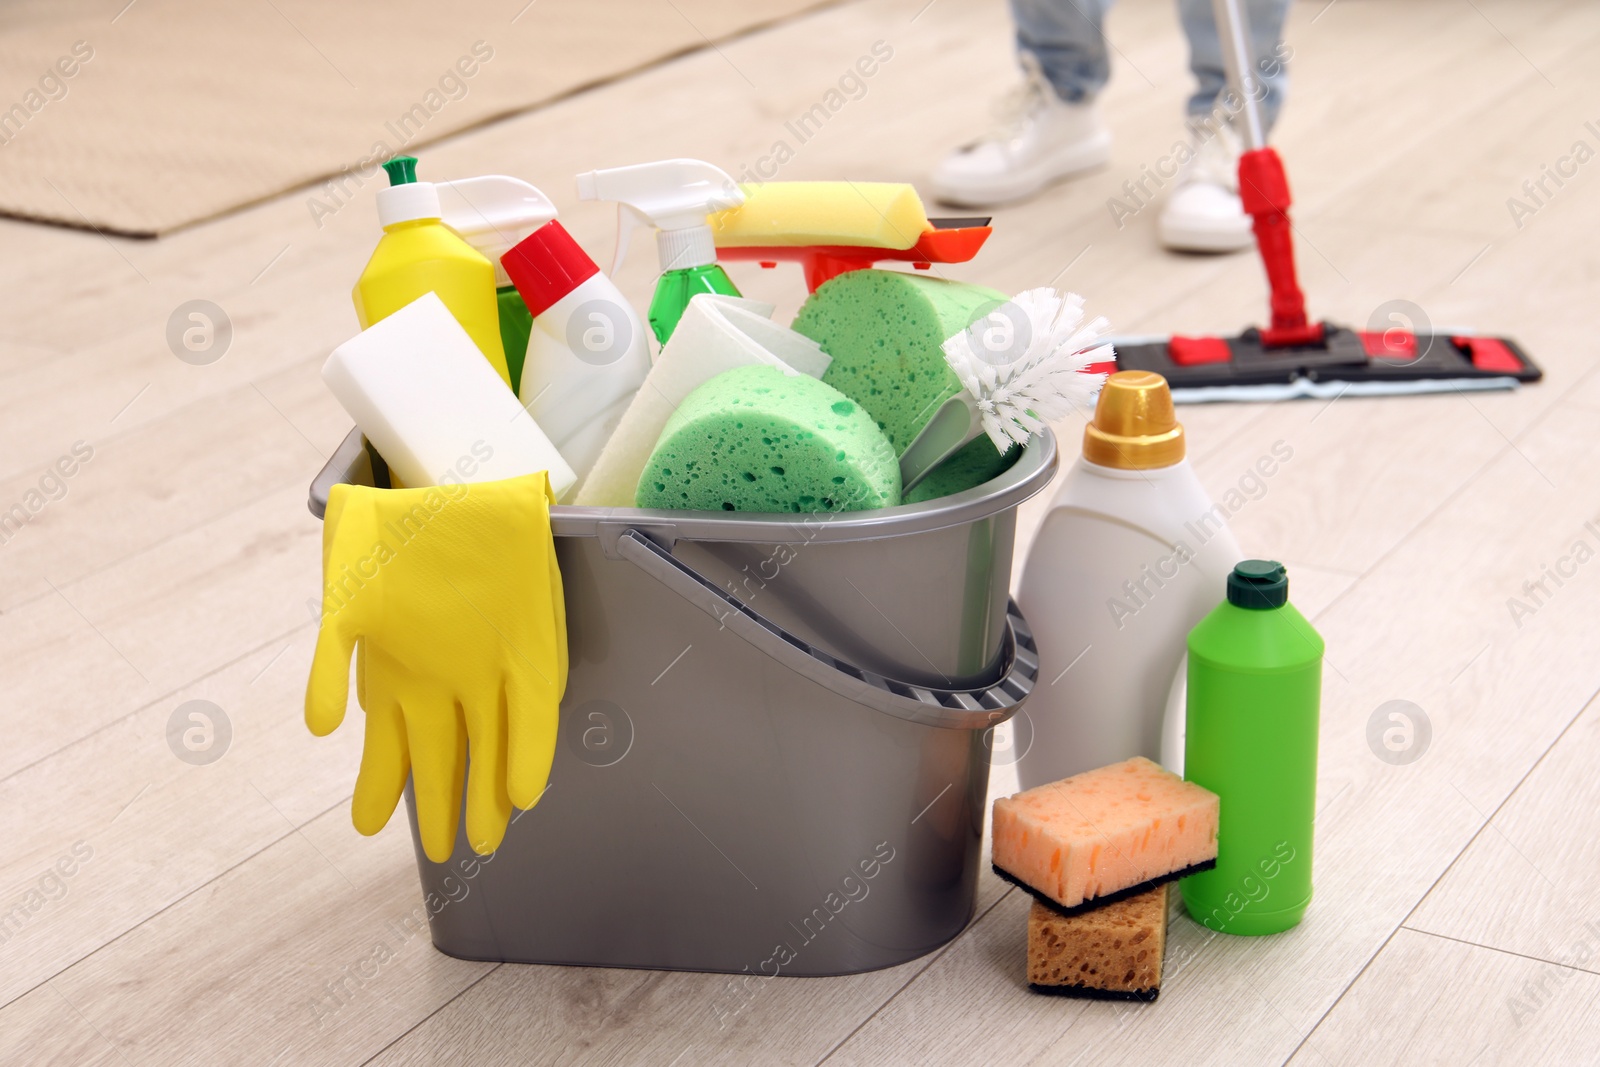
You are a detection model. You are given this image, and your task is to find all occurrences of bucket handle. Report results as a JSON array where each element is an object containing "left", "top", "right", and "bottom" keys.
[{"left": 616, "top": 529, "right": 1036, "bottom": 731}]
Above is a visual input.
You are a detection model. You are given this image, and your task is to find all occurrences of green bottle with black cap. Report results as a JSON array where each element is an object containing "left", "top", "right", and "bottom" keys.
[{"left": 1180, "top": 560, "right": 1322, "bottom": 936}]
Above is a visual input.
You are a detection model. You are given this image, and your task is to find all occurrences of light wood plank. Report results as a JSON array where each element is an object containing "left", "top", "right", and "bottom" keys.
[
  {"left": 42, "top": 806, "right": 491, "bottom": 1066},
  {"left": 1408, "top": 696, "right": 1600, "bottom": 972},
  {"left": 0, "top": 983, "right": 125, "bottom": 1067},
  {"left": 365, "top": 890, "right": 1015, "bottom": 1067},
  {"left": 0, "top": 482, "right": 322, "bottom": 781},
  {"left": 1286, "top": 929, "right": 1600, "bottom": 1067},
  {"left": 0, "top": 636, "right": 357, "bottom": 1007},
  {"left": 0, "top": 374, "right": 327, "bottom": 615}
]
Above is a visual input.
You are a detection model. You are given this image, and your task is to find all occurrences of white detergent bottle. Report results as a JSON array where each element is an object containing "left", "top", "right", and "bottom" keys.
[
  {"left": 501, "top": 218, "right": 652, "bottom": 482},
  {"left": 1014, "top": 370, "right": 1243, "bottom": 788}
]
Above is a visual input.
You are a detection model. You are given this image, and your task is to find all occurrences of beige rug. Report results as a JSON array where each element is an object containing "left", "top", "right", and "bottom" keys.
[{"left": 0, "top": 0, "right": 837, "bottom": 235}]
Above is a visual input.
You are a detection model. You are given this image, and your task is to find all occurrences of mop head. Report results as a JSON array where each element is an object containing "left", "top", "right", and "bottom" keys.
[
  {"left": 1113, "top": 328, "right": 1541, "bottom": 403},
  {"left": 709, "top": 182, "right": 929, "bottom": 249},
  {"left": 793, "top": 269, "right": 1008, "bottom": 454},
  {"left": 635, "top": 364, "right": 900, "bottom": 514},
  {"left": 940, "top": 288, "right": 1114, "bottom": 453}
]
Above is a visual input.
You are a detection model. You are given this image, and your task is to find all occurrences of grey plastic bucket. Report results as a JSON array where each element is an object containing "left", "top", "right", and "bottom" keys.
[{"left": 308, "top": 427, "right": 1056, "bottom": 976}]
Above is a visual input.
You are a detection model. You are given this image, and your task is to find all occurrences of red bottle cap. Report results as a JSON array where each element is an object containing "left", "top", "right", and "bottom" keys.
[{"left": 501, "top": 220, "right": 601, "bottom": 318}]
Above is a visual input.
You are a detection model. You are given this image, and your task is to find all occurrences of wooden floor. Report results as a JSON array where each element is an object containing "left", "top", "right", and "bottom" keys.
[{"left": 3, "top": 0, "right": 1599, "bottom": 1062}]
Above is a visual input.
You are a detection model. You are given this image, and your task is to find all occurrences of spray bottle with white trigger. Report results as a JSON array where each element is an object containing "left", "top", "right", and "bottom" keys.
[
  {"left": 435, "top": 175, "right": 559, "bottom": 392},
  {"left": 576, "top": 158, "right": 746, "bottom": 345}
]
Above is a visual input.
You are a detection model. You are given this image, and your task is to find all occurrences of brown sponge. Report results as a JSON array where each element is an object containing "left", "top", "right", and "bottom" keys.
[{"left": 1026, "top": 884, "right": 1167, "bottom": 1000}]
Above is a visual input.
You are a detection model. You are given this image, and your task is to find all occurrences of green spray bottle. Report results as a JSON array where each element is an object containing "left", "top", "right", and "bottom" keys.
[
  {"left": 575, "top": 158, "right": 745, "bottom": 346},
  {"left": 1181, "top": 560, "right": 1322, "bottom": 936}
]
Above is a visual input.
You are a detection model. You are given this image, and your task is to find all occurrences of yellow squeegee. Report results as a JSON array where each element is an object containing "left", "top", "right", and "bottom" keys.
[
  {"left": 709, "top": 181, "right": 994, "bottom": 292},
  {"left": 709, "top": 182, "right": 929, "bottom": 249}
]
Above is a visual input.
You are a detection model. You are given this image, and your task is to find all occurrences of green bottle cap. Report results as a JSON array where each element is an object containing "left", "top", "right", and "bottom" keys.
[
  {"left": 1228, "top": 559, "right": 1288, "bottom": 609},
  {"left": 382, "top": 156, "right": 419, "bottom": 186}
]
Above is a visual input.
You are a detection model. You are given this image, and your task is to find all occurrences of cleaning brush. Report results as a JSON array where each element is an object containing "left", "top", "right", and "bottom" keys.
[
  {"left": 900, "top": 289, "right": 1114, "bottom": 492},
  {"left": 942, "top": 288, "right": 1115, "bottom": 451}
]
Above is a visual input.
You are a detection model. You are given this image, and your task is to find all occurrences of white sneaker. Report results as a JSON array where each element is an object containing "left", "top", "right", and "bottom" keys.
[
  {"left": 1158, "top": 123, "right": 1254, "bottom": 253},
  {"left": 930, "top": 55, "right": 1112, "bottom": 208}
]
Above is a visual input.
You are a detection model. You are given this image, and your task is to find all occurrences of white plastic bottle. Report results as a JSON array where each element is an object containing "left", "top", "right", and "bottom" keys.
[
  {"left": 1014, "top": 370, "right": 1243, "bottom": 788},
  {"left": 501, "top": 219, "right": 652, "bottom": 482}
]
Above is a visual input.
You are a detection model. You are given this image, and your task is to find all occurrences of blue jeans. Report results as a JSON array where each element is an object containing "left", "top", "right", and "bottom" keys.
[{"left": 1011, "top": 0, "right": 1291, "bottom": 129}]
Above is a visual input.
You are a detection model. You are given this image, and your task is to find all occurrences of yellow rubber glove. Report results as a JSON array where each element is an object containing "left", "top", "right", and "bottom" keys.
[{"left": 306, "top": 473, "right": 567, "bottom": 862}]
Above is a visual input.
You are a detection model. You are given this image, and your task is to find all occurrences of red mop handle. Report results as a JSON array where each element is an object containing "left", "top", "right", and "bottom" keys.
[{"left": 1239, "top": 146, "right": 1323, "bottom": 347}]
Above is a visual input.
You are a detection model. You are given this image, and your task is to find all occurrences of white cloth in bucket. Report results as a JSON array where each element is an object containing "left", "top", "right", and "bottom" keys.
[{"left": 574, "top": 293, "right": 833, "bottom": 507}]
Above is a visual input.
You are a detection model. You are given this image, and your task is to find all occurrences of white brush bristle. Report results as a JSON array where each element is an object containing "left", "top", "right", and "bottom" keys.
[{"left": 940, "top": 288, "right": 1116, "bottom": 452}]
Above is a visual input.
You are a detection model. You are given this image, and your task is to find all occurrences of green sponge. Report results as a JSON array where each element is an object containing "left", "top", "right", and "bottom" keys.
[
  {"left": 904, "top": 437, "right": 1021, "bottom": 504},
  {"left": 636, "top": 365, "right": 900, "bottom": 514},
  {"left": 792, "top": 269, "right": 1007, "bottom": 454}
]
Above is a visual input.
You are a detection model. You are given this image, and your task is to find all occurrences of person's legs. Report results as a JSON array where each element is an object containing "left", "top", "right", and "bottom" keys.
[
  {"left": 1177, "top": 0, "right": 1291, "bottom": 130},
  {"left": 1011, "top": 0, "right": 1116, "bottom": 104}
]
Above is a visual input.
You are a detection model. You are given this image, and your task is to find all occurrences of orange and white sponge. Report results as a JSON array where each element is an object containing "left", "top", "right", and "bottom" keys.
[{"left": 993, "top": 756, "right": 1219, "bottom": 915}]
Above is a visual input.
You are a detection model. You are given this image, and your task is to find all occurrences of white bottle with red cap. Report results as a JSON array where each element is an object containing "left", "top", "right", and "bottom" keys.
[{"left": 502, "top": 220, "right": 652, "bottom": 483}]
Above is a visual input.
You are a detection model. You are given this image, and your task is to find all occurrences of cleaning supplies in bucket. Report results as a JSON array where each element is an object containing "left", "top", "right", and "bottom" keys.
[
  {"left": 500, "top": 216, "right": 651, "bottom": 482},
  {"left": 305, "top": 410, "right": 1054, "bottom": 973},
  {"left": 321, "top": 291, "right": 576, "bottom": 498},
  {"left": 434, "top": 174, "right": 560, "bottom": 391},
  {"left": 599, "top": 285, "right": 1115, "bottom": 514},
  {"left": 575, "top": 294, "right": 831, "bottom": 507},
  {"left": 353, "top": 156, "right": 511, "bottom": 388},
  {"left": 1014, "top": 370, "right": 1242, "bottom": 788},
  {"left": 635, "top": 364, "right": 899, "bottom": 513},
  {"left": 303, "top": 155, "right": 1104, "bottom": 978},
  {"left": 577, "top": 157, "right": 746, "bottom": 345},
  {"left": 585, "top": 278, "right": 1113, "bottom": 515},
  {"left": 1181, "top": 560, "right": 1322, "bottom": 935},
  {"left": 306, "top": 470, "right": 568, "bottom": 862}
]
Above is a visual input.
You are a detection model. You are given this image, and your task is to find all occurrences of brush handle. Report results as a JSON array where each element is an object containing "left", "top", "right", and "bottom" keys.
[{"left": 899, "top": 394, "right": 983, "bottom": 495}]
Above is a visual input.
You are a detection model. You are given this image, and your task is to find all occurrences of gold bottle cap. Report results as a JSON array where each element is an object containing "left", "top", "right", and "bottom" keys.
[{"left": 1082, "top": 370, "right": 1185, "bottom": 469}]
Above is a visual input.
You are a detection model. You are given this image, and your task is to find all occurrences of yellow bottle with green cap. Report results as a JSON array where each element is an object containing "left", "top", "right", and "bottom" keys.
[
  {"left": 1014, "top": 370, "right": 1244, "bottom": 788},
  {"left": 352, "top": 156, "right": 511, "bottom": 388}
]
